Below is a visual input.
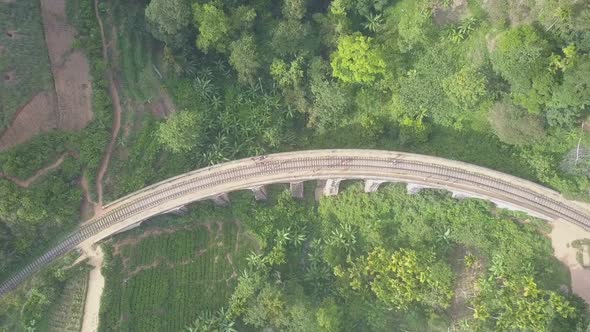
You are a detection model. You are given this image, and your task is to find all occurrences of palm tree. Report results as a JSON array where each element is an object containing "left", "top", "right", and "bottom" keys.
[
  {"left": 275, "top": 228, "right": 291, "bottom": 246},
  {"left": 363, "top": 13, "right": 384, "bottom": 32}
]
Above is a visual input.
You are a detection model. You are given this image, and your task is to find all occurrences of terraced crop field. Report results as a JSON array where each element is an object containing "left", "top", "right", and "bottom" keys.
[
  {"left": 43, "top": 265, "right": 89, "bottom": 332},
  {"left": 99, "top": 218, "right": 257, "bottom": 332}
]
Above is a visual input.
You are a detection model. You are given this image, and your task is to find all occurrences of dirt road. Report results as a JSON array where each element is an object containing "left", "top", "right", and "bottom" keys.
[{"left": 80, "top": 245, "right": 105, "bottom": 332}]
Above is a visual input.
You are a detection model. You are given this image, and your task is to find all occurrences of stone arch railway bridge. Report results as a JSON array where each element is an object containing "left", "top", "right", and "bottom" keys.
[{"left": 2, "top": 149, "right": 590, "bottom": 296}]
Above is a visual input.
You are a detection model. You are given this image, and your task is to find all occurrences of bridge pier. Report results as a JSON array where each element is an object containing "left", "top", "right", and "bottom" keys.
[
  {"left": 290, "top": 181, "right": 304, "bottom": 199},
  {"left": 210, "top": 193, "right": 230, "bottom": 207},
  {"left": 324, "top": 179, "right": 344, "bottom": 196},
  {"left": 406, "top": 183, "right": 436, "bottom": 195},
  {"left": 364, "top": 179, "right": 387, "bottom": 193},
  {"left": 113, "top": 222, "right": 142, "bottom": 236},
  {"left": 250, "top": 186, "right": 268, "bottom": 201},
  {"left": 161, "top": 205, "right": 188, "bottom": 216},
  {"left": 451, "top": 191, "right": 487, "bottom": 201}
]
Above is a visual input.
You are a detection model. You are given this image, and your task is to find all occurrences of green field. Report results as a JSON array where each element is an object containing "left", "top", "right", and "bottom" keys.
[
  {"left": 109, "top": 0, "right": 161, "bottom": 103},
  {"left": 0, "top": 0, "right": 53, "bottom": 130},
  {"left": 99, "top": 215, "right": 257, "bottom": 332}
]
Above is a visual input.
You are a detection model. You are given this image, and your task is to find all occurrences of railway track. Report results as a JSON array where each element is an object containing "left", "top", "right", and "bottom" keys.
[{"left": 2, "top": 150, "right": 590, "bottom": 297}]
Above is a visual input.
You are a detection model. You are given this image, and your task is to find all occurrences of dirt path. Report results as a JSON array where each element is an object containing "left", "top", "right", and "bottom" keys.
[
  {"left": 80, "top": 245, "right": 105, "bottom": 332},
  {"left": 549, "top": 220, "right": 590, "bottom": 304},
  {"left": 0, "top": 153, "right": 67, "bottom": 187},
  {"left": 94, "top": 0, "right": 122, "bottom": 207},
  {"left": 80, "top": 173, "right": 103, "bottom": 221}
]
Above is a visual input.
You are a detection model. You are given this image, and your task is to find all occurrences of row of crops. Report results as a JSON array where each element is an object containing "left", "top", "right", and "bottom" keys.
[
  {"left": 46, "top": 265, "right": 90, "bottom": 332},
  {"left": 99, "top": 217, "right": 256, "bottom": 332}
]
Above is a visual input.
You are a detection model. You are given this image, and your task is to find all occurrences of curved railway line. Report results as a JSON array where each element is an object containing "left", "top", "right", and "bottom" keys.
[{"left": 2, "top": 149, "right": 590, "bottom": 296}]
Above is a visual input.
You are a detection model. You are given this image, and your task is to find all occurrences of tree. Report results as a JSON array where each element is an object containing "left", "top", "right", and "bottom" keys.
[
  {"left": 270, "top": 58, "right": 304, "bottom": 88},
  {"left": 229, "top": 34, "right": 260, "bottom": 85},
  {"left": 271, "top": 20, "right": 313, "bottom": 56},
  {"left": 145, "top": 0, "right": 191, "bottom": 36},
  {"left": 282, "top": 0, "right": 307, "bottom": 20},
  {"left": 336, "top": 247, "right": 453, "bottom": 310},
  {"left": 490, "top": 25, "right": 553, "bottom": 113},
  {"left": 330, "top": 33, "right": 385, "bottom": 83},
  {"left": 488, "top": 100, "right": 546, "bottom": 145},
  {"left": 243, "top": 285, "right": 289, "bottom": 329},
  {"left": 316, "top": 298, "right": 343, "bottom": 332},
  {"left": 442, "top": 66, "right": 489, "bottom": 110},
  {"left": 550, "top": 55, "right": 590, "bottom": 113},
  {"left": 393, "top": 0, "right": 434, "bottom": 52},
  {"left": 156, "top": 110, "right": 202, "bottom": 153},
  {"left": 473, "top": 263, "right": 577, "bottom": 331},
  {"left": 193, "top": 2, "right": 231, "bottom": 53}
]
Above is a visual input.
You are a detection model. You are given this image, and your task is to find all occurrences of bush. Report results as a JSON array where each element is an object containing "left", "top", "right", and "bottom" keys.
[{"left": 488, "top": 100, "right": 545, "bottom": 145}]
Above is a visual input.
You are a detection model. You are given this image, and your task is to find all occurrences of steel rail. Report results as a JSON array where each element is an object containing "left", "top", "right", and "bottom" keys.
[{"left": 1, "top": 149, "right": 589, "bottom": 296}]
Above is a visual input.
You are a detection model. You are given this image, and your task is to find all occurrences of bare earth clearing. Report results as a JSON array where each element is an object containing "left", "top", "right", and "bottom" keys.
[
  {"left": 0, "top": 92, "right": 58, "bottom": 149},
  {"left": 549, "top": 220, "right": 590, "bottom": 303},
  {"left": 0, "top": 0, "right": 93, "bottom": 150},
  {"left": 40, "top": 0, "right": 93, "bottom": 130}
]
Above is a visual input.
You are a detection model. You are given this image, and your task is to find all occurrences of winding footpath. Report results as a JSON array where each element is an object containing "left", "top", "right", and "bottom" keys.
[
  {"left": 0, "top": 153, "right": 68, "bottom": 187},
  {"left": 2, "top": 149, "right": 590, "bottom": 297},
  {"left": 94, "top": 0, "right": 122, "bottom": 208}
]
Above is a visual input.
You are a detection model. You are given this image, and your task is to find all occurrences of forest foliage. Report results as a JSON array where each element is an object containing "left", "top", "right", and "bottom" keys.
[{"left": 99, "top": 185, "right": 590, "bottom": 331}]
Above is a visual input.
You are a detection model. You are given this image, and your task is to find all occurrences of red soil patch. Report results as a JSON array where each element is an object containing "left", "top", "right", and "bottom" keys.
[
  {"left": 5, "top": 30, "right": 18, "bottom": 39},
  {"left": 52, "top": 52, "right": 93, "bottom": 130},
  {"left": 148, "top": 92, "right": 176, "bottom": 119},
  {"left": 433, "top": 0, "right": 469, "bottom": 26},
  {"left": 0, "top": 92, "right": 58, "bottom": 149},
  {"left": 41, "top": 0, "right": 93, "bottom": 130}
]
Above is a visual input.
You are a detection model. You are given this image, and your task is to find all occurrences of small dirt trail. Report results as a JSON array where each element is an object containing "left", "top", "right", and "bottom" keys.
[
  {"left": 80, "top": 173, "right": 103, "bottom": 222},
  {"left": 93, "top": 0, "right": 122, "bottom": 207},
  {"left": 0, "top": 153, "right": 67, "bottom": 187},
  {"left": 80, "top": 245, "right": 105, "bottom": 332}
]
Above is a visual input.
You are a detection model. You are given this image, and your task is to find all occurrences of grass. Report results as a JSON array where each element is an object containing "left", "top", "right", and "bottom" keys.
[
  {"left": 99, "top": 214, "right": 258, "bottom": 332},
  {"left": 0, "top": 0, "right": 53, "bottom": 131},
  {"left": 109, "top": 0, "right": 161, "bottom": 103}
]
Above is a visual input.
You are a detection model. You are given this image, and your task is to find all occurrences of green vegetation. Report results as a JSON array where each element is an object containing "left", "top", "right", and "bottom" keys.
[
  {"left": 0, "top": 253, "right": 88, "bottom": 332},
  {"left": 2, "top": 0, "right": 590, "bottom": 330},
  {"left": 0, "top": 156, "right": 82, "bottom": 281},
  {"left": 99, "top": 214, "right": 257, "bottom": 331},
  {"left": 0, "top": 0, "right": 53, "bottom": 130},
  {"left": 157, "top": 110, "right": 202, "bottom": 153},
  {"left": 100, "top": 185, "right": 589, "bottom": 331},
  {"left": 0, "top": 0, "right": 115, "bottom": 284}
]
